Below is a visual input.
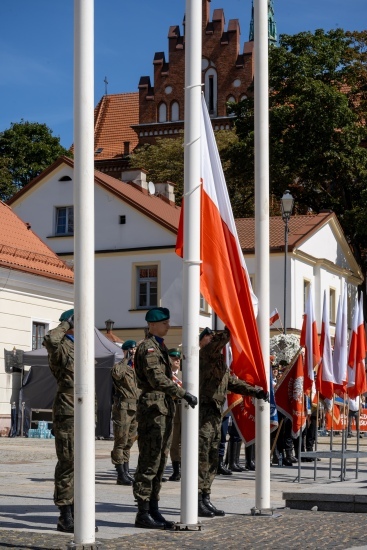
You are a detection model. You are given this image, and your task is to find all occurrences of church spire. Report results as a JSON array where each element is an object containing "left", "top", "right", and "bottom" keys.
[{"left": 249, "top": 0, "right": 277, "bottom": 45}]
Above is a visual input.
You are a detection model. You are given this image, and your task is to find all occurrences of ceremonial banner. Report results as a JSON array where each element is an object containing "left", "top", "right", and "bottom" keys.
[
  {"left": 275, "top": 353, "right": 306, "bottom": 438},
  {"left": 333, "top": 286, "right": 348, "bottom": 394}
]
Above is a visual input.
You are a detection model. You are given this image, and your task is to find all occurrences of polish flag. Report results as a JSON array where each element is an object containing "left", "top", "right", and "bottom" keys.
[
  {"left": 347, "top": 294, "right": 367, "bottom": 399},
  {"left": 300, "top": 285, "right": 320, "bottom": 394},
  {"left": 316, "top": 290, "right": 334, "bottom": 400},
  {"left": 333, "top": 287, "right": 348, "bottom": 395},
  {"left": 176, "top": 95, "right": 267, "bottom": 396},
  {"left": 269, "top": 308, "right": 280, "bottom": 326}
]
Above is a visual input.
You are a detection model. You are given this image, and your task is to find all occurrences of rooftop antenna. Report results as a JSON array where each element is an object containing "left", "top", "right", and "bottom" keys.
[{"left": 104, "top": 76, "right": 108, "bottom": 95}]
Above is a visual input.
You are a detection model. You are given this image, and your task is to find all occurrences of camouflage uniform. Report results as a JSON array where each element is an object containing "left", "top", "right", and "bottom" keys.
[
  {"left": 111, "top": 357, "right": 139, "bottom": 464},
  {"left": 43, "top": 321, "right": 74, "bottom": 507},
  {"left": 199, "top": 328, "right": 259, "bottom": 495},
  {"left": 133, "top": 334, "right": 186, "bottom": 502}
]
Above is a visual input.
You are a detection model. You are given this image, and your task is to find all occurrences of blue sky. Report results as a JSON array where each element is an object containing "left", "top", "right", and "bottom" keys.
[{"left": 1, "top": 0, "right": 365, "bottom": 148}]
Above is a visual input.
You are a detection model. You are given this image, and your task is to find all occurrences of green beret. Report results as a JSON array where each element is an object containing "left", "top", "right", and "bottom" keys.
[
  {"left": 122, "top": 340, "right": 137, "bottom": 350},
  {"left": 145, "top": 307, "right": 170, "bottom": 323},
  {"left": 59, "top": 308, "right": 74, "bottom": 322},
  {"left": 168, "top": 348, "right": 181, "bottom": 358},
  {"left": 199, "top": 327, "right": 214, "bottom": 341}
]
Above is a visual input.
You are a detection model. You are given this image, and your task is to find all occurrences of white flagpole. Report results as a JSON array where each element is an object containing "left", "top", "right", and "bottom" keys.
[
  {"left": 73, "top": 0, "right": 95, "bottom": 545},
  {"left": 181, "top": 0, "right": 202, "bottom": 525},
  {"left": 254, "top": 0, "right": 271, "bottom": 510}
]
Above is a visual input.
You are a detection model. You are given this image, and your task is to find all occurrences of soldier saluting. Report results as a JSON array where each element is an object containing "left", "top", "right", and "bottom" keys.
[{"left": 133, "top": 307, "right": 197, "bottom": 529}]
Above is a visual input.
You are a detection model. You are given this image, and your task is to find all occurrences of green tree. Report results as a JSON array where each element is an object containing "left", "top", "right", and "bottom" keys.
[
  {"left": 129, "top": 131, "right": 238, "bottom": 206},
  {"left": 228, "top": 29, "right": 367, "bottom": 269},
  {"left": 0, "top": 120, "right": 72, "bottom": 200}
]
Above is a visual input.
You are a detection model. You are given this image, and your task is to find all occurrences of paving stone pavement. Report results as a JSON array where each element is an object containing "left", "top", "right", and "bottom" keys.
[{"left": 1, "top": 436, "right": 367, "bottom": 550}]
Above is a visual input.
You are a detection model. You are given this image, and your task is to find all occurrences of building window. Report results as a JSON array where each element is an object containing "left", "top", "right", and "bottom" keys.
[
  {"left": 200, "top": 294, "right": 210, "bottom": 314},
  {"left": 136, "top": 265, "right": 158, "bottom": 309},
  {"left": 303, "top": 279, "right": 311, "bottom": 312},
  {"left": 329, "top": 288, "right": 336, "bottom": 323},
  {"left": 158, "top": 103, "right": 167, "bottom": 122},
  {"left": 204, "top": 68, "right": 217, "bottom": 116},
  {"left": 171, "top": 101, "right": 179, "bottom": 121},
  {"left": 32, "top": 322, "right": 46, "bottom": 350},
  {"left": 56, "top": 206, "right": 74, "bottom": 235}
]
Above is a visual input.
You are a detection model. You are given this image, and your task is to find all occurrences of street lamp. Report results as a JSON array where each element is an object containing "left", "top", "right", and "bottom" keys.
[
  {"left": 105, "top": 319, "right": 115, "bottom": 333},
  {"left": 281, "top": 190, "right": 294, "bottom": 335}
]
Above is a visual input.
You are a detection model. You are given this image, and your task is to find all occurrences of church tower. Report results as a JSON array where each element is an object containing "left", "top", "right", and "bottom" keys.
[{"left": 249, "top": 0, "right": 277, "bottom": 45}]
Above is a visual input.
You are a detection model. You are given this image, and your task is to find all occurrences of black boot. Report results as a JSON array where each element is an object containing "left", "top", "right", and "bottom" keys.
[
  {"left": 198, "top": 494, "right": 215, "bottom": 518},
  {"left": 116, "top": 463, "right": 132, "bottom": 486},
  {"left": 234, "top": 441, "right": 246, "bottom": 472},
  {"left": 202, "top": 493, "right": 225, "bottom": 516},
  {"left": 135, "top": 500, "right": 165, "bottom": 529},
  {"left": 168, "top": 461, "right": 181, "bottom": 481},
  {"left": 57, "top": 505, "right": 74, "bottom": 533},
  {"left": 149, "top": 499, "right": 175, "bottom": 529},
  {"left": 228, "top": 440, "right": 242, "bottom": 472},
  {"left": 245, "top": 446, "right": 255, "bottom": 471},
  {"left": 217, "top": 460, "right": 233, "bottom": 475},
  {"left": 124, "top": 462, "right": 135, "bottom": 482},
  {"left": 283, "top": 451, "right": 294, "bottom": 467}
]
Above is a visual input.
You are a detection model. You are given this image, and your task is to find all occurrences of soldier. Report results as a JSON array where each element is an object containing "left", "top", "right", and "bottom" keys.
[
  {"left": 167, "top": 348, "right": 182, "bottom": 481},
  {"left": 111, "top": 340, "right": 139, "bottom": 486},
  {"left": 198, "top": 326, "right": 269, "bottom": 518},
  {"left": 133, "top": 307, "right": 197, "bottom": 529}
]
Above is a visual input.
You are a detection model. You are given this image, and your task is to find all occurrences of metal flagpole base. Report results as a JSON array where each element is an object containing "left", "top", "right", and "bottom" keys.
[
  {"left": 67, "top": 541, "right": 102, "bottom": 550},
  {"left": 250, "top": 507, "right": 277, "bottom": 516},
  {"left": 173, "top": 522, "right": 202, "bottom": 531}
]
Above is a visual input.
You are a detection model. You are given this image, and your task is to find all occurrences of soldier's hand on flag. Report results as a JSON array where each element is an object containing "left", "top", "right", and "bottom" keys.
[
  {"left": 256, "top": 389, "right": 269, "bottom": 402},
  {"left": 183, "top": 392, "right": 198, "bottom": 408}
]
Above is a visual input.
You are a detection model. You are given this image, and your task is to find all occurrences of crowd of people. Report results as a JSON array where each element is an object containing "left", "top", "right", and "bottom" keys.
[{"left": 43, "top": 307, "right": 268, "bottom": 532}]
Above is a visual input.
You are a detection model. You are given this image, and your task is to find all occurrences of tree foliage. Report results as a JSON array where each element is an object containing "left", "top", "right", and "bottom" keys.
[
  {"left": 129, "top": 131, "right": 238, "bottom": 206},
  {"left": 0, "top": 120, "right": 72, "bottom": 201},
  {"left": 228, "top": 29, "right": 367, "bottom": 270}
]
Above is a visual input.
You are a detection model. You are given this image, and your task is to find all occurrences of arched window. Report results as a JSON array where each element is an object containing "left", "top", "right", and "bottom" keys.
[
  {"left": 227, "top": 96, "right": 236, "bottom": 104},
  {"left": 171, "top": 101, "right": 179, "bottom": 121},
  {"left": 158, "top": 102, "right": 167, "bottom": 122},
  {"left": 204, "top": 68, "right": 217, "bottom": 116}
]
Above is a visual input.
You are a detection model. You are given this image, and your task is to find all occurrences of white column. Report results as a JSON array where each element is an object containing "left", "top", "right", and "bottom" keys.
[
  {"left": 181, "top": 0, "right": 202, "bottom": 525},
  {"left": 254, "top": 0, "right": 271, "bottom": 510},
  {"left": 73, "top": 0, "right": 95, "bottom": 544}
]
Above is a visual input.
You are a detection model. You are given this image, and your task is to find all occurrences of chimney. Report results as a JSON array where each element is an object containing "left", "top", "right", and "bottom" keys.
[{"left": 120, "top": 168, "right": 148, "bottom": 191}]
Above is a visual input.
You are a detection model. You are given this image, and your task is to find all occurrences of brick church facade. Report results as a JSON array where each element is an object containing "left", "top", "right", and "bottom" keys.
[{"left": 94, "top": 0, "right": 276, "bottom": 174}]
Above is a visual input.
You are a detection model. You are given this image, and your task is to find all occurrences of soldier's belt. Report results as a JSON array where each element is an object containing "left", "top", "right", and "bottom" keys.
[
  {"left": 57, "top": 386, "right": 74, "bottom": 396},
  {"left": 140, "top": 392, "right": 166, "bottom": 401}
]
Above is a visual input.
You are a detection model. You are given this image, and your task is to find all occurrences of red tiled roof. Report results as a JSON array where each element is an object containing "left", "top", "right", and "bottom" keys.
[
  {"left": 8, "top": 157, "right": 181, "bottom": 235},
  {"left": 0, "top": 202, "right": 74, "bottom": 283},
  {"left": 94, "top": 93, "right": 139, "bottom": 160},
  {"left": 235, "top": 213, "right": 334, "bottom": 252}
]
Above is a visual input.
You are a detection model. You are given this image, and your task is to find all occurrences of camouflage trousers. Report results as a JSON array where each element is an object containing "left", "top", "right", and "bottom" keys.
[
  {"left": 133, "top": 411, "right": 173, "bottom": 502},
  {"left": 111, "top": 405, "right": 137, "bottom": 464},
  {"left": 198, "top": 406, "right": 221, "bottom": 495},
  {"left": 169, "top": 400, "right": 181, "bottom": 462},
  {"left": 53, "top": 415, "right": 74, "bottom": 506}
]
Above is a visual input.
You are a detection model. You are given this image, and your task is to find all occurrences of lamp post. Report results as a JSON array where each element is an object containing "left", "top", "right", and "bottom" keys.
[
  {"left": 105, "top": 319, "right": 115, "bottom": 333},
  {"left": 281, "top": 190, "right": 294, "bottom": 335}
]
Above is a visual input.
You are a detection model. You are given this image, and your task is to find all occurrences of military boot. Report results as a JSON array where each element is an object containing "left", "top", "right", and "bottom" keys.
[
  {"left": 234, "top": 442, "right": 246, "bottom": 471},
  {"left": 135, "top": 500, "right": 165, "bottom": 529},
  {"left": 57, "top": 505, "right": 74, "bottom": 533},
  {"left": 149, "top": 499, "right": 175, "bottom": 529},
  {"left": 202, "top": 493, "right": 225, "bottom": 516},
  {"left": 124, "top": 462, "right": 135, "bottom": 482},
  {"left": 217, "top": 460, "right": 233, "bottom": 475},
  {"left": 116, "top": 463, "right": 132, "bottom": 486},
  {"left": 168, "top": 461, "right": 181, "bottom": 481},
  {"left": 198, "top": 494, "right": 215, "bottom": 518},
  {"left": 283, "top": 451, "right": 294, "bottom": 467},
  {"left": 228, "top": 441, "right": 243, "bottom": 472},
  {"left": 245, "top": 446, "right": 255, "bottom": 471}
]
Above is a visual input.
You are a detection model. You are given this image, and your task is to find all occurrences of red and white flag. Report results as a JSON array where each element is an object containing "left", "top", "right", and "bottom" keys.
[
  {"left": 347, "top": 293, "right": 367, "bottom": 399},
  {"left": 176, "top": 96, "right": 267, "bottom": 393},
  {"left": 275, "top": 353, "right": 307, "bottom": 438},
  {"left": 300, "top": 285, "right": 320, "bottom": 394},
  {"left": 316, "top": 290, "right": 334, "bottom": 400},
  {"left": 269, "top": 308, "right": 280, "bottom": 326},
  {"left": 333, "top": 286, "right": 348, "bottom": 394}
]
